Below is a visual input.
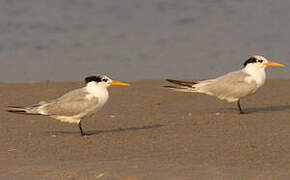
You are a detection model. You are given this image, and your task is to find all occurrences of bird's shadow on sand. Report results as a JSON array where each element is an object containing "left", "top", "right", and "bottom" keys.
[
  {"left": 47, "top": 124, "right": 164, "bottom": 136},
  {"left": 247, "top": 105, "right": 290, "bottom": 113},
  {"left": 222, "top": 105, "right": 290, "bottom": 114}
]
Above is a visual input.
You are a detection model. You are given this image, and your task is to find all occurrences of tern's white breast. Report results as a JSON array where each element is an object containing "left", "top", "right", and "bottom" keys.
[{"left": 243, "top": 65, "right": 266, "bottom": 88}]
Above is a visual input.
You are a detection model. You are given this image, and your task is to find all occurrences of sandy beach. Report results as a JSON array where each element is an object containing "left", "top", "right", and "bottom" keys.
[{"left": 1, "top": 79, "right": 290, "bottom": 179}]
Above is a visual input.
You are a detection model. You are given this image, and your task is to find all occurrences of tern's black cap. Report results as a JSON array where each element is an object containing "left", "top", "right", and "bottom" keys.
[
  {"left": 243, "top": 56, "right": 265, "bottom": 67},
  {"left": 243, "top": 57, "right": 257, "bottom": 67},
  {"left": 84, "top": 75, "right": 102, "bottom": 84}
]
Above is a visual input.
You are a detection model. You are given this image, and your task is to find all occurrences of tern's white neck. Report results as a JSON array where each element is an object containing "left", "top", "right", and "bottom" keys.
[
  {"left": 85, "top": 82, "right": 109, "bottom": 110},
  {"left": 86, "top": 82, "right": 109, "bottom": 98},
  {"left": 243, "top": 65, "right": 266, "bottom": 87}
]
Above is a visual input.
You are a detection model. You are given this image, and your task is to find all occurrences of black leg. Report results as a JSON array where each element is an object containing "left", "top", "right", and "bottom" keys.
[
  {"left": 237, "top": 99, "right": 245, "bottom": 114},
  {"left": 78, "top": 120, "right": 86, "bottom": 136}
]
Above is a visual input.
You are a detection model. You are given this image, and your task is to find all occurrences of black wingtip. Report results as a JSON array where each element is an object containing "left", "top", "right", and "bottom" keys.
[
  {"left": 7, "top": 110, "right": 27, "bottom": 113},
  {"left": 163, "top": 85, "right": 187, "bottom": 90},
  {"left": 6, "top": 105, "right": 27, "bottom": 113},
  {"left": 165, "top": 78, "right": 197, "bottom": 88},
  {"left": 165, "top": 79, "right": 177, "bottom": 83},
  {"left": 163, "top": 85, "right": 176, "bottom": 88}
]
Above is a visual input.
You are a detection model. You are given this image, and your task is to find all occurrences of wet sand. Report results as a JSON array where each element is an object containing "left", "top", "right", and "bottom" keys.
[{"left": 1, "top": 79, "right": 290, "bottom": 179}]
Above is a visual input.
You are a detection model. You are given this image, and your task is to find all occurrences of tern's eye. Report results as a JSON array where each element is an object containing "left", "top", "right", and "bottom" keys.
[
  {"left": 102, "top": 79, "right": 108, "bottom": 82},
  {"left": 258, "top": 60, "right": 263, "bottom": 63}
]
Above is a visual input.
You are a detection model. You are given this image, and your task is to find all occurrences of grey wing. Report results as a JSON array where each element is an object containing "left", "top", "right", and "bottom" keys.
[
  {"left": 41, "top": 88, "right": 99, "bottom": 117},
  {"left": 198, "top": 70, "right": 258, "bottom": 101}
]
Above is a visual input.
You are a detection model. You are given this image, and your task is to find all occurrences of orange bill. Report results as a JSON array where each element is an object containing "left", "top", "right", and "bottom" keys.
[
  {"left": 109, "top": 80, "right": 130, "bottom": 86},
  {"left": 265, "top": 61, "right": 285, "bottom": 67}
]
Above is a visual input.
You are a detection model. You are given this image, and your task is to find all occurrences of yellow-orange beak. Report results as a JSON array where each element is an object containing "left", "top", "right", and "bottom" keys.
[
  {"left": 265, "top": 61, "right": 285, "bottom": 67},
  {"left": 109, "top": 80, "right": 130, "bottom": 86}
]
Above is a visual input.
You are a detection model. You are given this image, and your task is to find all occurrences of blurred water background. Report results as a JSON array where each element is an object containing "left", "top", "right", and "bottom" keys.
[{"left": 0, "top": 0, "right": 289, "bottom": 82}]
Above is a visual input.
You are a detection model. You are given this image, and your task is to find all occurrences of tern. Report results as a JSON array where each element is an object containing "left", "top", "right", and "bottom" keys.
[
  {"left": 165, "top": 56, "right": 285, "bottom": 114},
  {"left": 7, "top": 75, "right": 130, "bottom": 136}
]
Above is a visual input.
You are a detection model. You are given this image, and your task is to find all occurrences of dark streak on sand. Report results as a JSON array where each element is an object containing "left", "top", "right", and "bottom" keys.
[{"left": 1, "top": 80, "right": 290, "bottom": 179}]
